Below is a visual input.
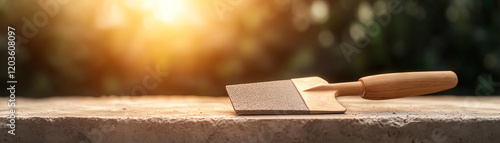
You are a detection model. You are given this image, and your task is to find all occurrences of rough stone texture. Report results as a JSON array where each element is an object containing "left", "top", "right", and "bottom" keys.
[
  {"left": 1, "top": 95, "right": 499, "bottom": 143},
  {"left": 226, "top": 80, "right": 309, "bottom": 114}
]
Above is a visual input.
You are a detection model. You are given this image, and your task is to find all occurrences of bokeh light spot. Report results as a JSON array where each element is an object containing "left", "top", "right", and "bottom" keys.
[
  {"left": 310, "top": 0, "right": 329, "bottom": 24},
  {"left": 318, "top": 30, "right": 334, "bottom": 48},
  {"left": 349, "top": 22, "right": 366, "bottom": 43},
  {"left": 357, "top": 1, "right": 373, "bottom": 24}
]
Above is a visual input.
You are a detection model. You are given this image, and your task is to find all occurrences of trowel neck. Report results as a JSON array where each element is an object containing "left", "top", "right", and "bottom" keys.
[{"left": 303, "top": 81, "right": 364, "bottom": 97}]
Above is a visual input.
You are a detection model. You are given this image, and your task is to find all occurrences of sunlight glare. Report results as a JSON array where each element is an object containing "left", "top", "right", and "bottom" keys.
[{"left": 153, "top": 1, "right": 187, "bottom": 23}]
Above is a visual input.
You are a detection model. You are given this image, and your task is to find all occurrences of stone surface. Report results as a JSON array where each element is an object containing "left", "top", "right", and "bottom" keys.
[{"left": 1, "top": 95, "right": 500, "bottom": 143}]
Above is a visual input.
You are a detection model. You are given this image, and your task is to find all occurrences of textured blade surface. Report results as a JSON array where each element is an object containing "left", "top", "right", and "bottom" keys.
[{"left": 226, "top": 80, "right": 309, "bottom": 114}]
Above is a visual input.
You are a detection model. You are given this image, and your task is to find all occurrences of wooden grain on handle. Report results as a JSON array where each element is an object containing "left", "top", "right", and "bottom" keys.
[{"left": 359, "top": 71, "right": 458, "bottom": 100}]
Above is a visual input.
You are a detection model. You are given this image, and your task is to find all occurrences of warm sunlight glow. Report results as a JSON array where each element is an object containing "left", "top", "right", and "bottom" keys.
[{"left": 152, "top": 1, "right": 187, "bottom": 23}]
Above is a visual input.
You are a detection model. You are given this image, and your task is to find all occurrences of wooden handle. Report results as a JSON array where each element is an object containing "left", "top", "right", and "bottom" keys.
[{"left": 359, "top": 71, "right": 458, "bottom": 100}]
